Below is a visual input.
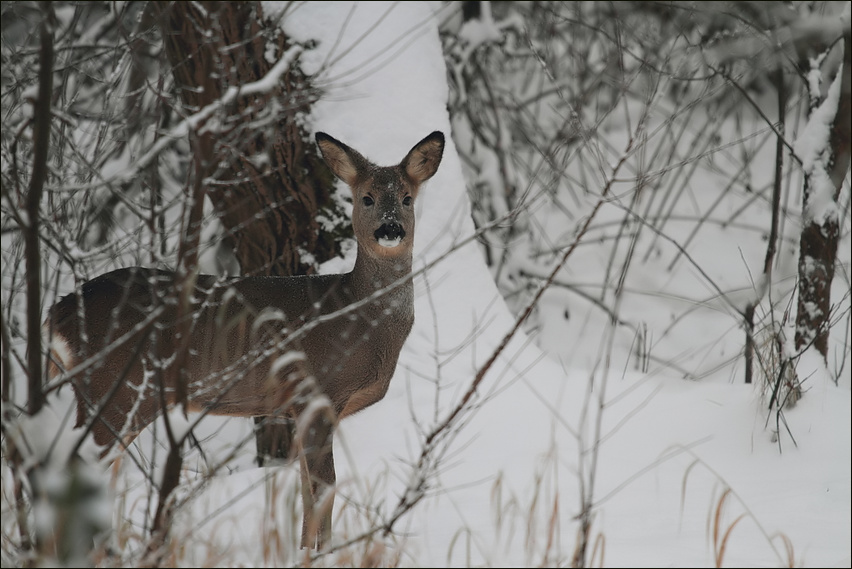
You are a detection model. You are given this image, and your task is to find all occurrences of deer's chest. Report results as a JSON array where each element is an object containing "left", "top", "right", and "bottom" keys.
[{"left": 306, "top": 301, "right": 413, "bottom": 412}]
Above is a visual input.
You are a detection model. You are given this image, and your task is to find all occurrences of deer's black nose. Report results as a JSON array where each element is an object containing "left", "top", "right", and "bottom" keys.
[{"left": 375, "top": 223, "right": 405, "bottom": 242}]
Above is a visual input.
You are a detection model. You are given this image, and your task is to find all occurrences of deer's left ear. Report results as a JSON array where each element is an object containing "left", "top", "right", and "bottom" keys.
[
  {"left": 316, "top": 132, "right": 372, "bottom": 188},
  {"left": 401, "top": 131, "right": 444, "bottom": 184}
]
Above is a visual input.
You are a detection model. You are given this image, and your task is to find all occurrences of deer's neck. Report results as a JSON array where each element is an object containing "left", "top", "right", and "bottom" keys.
[{"left": 347, "top": 247, "right": 414, "bottom": 317}]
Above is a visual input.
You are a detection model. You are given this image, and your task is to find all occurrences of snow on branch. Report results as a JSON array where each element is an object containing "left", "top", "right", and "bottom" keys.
[
  {"left": 794, "top": 50, "right": 845, "bottom": 226},
  {"left": 49, "top": 44, "right": 303, "bottom": 193}
]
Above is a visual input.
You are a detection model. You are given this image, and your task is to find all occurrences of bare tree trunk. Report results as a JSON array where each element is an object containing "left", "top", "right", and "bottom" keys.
[
  {"left": 25, "top": 0, "right": 54, "bottom": 418},
  {"left": 156, "top": 1, "right": 339, "bottom": 278},
  {"left": 745, "top": 68, "right": 787, "bottom": 384},
  {"left": 794, "top": 30, "right": 851, "bottom": 360},
  {"left": 24, "top": 4, "right": 54, "bottom": 562}
]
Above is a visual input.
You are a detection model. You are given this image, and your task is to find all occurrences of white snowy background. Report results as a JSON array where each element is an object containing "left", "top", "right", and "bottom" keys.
[{"left": 2, "top": 1, "right": 850, "bottom": 567}]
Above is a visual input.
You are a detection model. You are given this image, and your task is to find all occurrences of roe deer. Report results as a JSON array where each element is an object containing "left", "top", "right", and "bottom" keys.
[{"left": 44, "top": 130, "right": 445, "bottom": 549}]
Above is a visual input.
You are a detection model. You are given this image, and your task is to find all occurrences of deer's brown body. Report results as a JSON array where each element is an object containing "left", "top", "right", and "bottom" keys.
[{"left": 44, "top": 131, "right": 445, "bottom": 549}]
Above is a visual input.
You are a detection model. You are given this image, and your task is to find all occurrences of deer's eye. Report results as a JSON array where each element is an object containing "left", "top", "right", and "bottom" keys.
[
  {"left": 363, "top": 196, "right": 374, "bottom": 206},
  {"left": 402, "top": 196, "right": 412, "bottom": 206}
]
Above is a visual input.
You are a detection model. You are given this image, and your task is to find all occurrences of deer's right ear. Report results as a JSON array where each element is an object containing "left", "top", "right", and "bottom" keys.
[
  {"left": 316, "top": 132, "right": 365, "bottom": 188},
  {"left": 401, "top": 131, "right": 444, "bottom": 184}
]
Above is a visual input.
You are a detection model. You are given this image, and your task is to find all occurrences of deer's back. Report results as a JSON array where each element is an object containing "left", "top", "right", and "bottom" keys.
[{"left": 47, "top": 267, "right": 413, "bottom": 440}]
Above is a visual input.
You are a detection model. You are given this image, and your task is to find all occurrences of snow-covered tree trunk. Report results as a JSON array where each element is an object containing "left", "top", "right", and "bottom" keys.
[
  {"left": 794, "top": 27, "right": 851, "bottom": 360},
  {"left": 156, "top": 0, "right": 340, "bottom": 277}
]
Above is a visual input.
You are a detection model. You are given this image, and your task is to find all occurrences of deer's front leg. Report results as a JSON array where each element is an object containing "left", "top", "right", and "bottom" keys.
[{"left": 298, "top": 408, "right": 336, "bottom": 549}]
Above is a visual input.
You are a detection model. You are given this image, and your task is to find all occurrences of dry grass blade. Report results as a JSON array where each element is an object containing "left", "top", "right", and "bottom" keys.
[
  {"left": 715, "top": 512, "right": 746, "bottom": 568},
  {"left": 772, "top": 532, "right": 797, "bottom": 568},
  {"left": 680, "top": 458, "right": 701, "bottom": 523},
  {"left": 590, "top": 532, "right": 606, "bottom": 569},
  {"left": 710, "top": 487, "right": 733, "bottom": 560},
  {"left": 447, "top": 527, "right": 473, "bottom": 568},
  {"left": 542, "top": 491, "right": 559, "bottom": 565}
]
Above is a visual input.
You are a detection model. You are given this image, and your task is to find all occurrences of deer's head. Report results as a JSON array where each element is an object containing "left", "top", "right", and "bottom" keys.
[{"left": 316, "top": 131, "right": 444, "bottom": 260}]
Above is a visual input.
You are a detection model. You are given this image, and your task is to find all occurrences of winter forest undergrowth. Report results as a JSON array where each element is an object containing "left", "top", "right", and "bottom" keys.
[{"left": 1, "top": 1, "right": 851, "bottom": 567}]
